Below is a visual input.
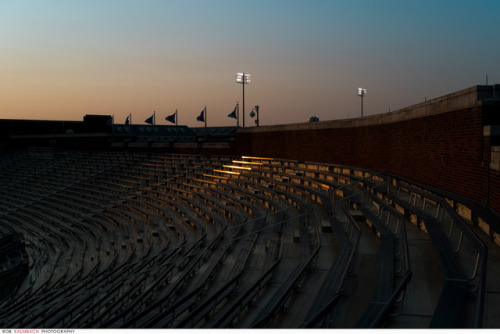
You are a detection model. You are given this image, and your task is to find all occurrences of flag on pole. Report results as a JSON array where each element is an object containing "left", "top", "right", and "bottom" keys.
[
  {"left": 228, "top": 106, "right": 237, "bottom": 119},
  {"left": 145, "top": 115, "right": 154, "bottom": 125},
  {"left": 125, "top": 115, "right": 130, "bottom": 125},
  {"left": 166, "top": 112, "right": 176, "bottom": 124},
  {"left": 196, "top": 109, "right": 205, "bottom": 122}
]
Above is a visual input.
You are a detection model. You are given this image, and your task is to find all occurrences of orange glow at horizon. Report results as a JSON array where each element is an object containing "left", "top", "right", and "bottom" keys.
[{"left": 1, "top": 2, "right": 499, "bottom": 126}]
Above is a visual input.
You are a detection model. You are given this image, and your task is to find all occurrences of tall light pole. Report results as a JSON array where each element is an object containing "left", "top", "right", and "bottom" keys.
[
  {"left": 358, "top": 88, "right": 366, "bottom": 117},
  {"left": 236, "top": 72, "right": 251, "bottom": 128}
]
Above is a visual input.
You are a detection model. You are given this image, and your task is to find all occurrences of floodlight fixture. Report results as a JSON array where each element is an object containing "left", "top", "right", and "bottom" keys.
[
  {"left": 358, "top": 88, "right": 366, "bottom": 117},
  {"left": 236, "top": 72, "right": 251, "bottom": 84},
  {"left": 236, "top": 72, "right": 251, "bottom": 127},
  {"left": 250, "top": 105, "right": 260, "bottom": 126}
]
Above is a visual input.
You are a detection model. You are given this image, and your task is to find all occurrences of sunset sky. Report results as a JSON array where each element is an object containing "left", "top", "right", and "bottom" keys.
[{"left": 1, "top": 0, "right": 499, "bottom": 127}]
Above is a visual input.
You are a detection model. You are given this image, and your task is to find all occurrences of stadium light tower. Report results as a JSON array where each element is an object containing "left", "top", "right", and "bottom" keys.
[
  {"left": 236, "top": 72, "right": 251, "bottom": 128},
  {"left": 358, "top": 88, "right": 367, "bottom": 117}
]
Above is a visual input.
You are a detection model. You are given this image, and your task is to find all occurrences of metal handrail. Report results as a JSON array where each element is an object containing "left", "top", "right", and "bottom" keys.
[
  {"left": 355, "top": 190, "right": 412, "bottom": 327},
  {"left": 251, "top": 245, "right": 321, "bottom": 328},
  {"left": 339, "top": 171, "right": 385, "bottom": 189},
  {"left": 394, "top": 178, "right": 487, "bottom": 327},
  {"left": 208, "top": 209, "right": 288, "bottom": 328},
  {"left": 299, "top": 205, "right": 361, "bottom": 328}
]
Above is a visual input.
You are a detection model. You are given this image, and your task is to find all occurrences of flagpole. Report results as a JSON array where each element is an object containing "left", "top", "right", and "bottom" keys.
[
  {"left": 204, "top": 105, "right": 207, "bottom": 139},
  {"left": 176, "top": 109, "right": 178, "bottom": 126},
  {"left": 237, "top": 102, "right": 240, "bottom": 127},
  {"left": 129, "top": 113, "right": 132, "bottom": 142},
  {"left": 242, "top": 75, "right": 245, "bottom": 128},
  {"left": 153, "top": 111, "right": 156, "bottom": 140}
]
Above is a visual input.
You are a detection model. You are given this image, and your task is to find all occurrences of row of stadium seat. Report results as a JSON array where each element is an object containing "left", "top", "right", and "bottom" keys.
[{"left": 0, "top": 150, "right": 498, "bottom": 327}]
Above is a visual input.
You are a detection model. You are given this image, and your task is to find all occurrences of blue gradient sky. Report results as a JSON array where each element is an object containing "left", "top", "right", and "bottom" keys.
[{"left": 1, "top": 0, "right": 499, "bottom": 127}]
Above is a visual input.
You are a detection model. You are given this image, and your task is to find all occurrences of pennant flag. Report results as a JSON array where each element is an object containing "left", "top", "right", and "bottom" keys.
[
  {"left": 166, "top": 113, "right": 176, "bottom": 124},
  {"left": 125, "top": 115, "right": 130, "bottom": 125},
  {"left": 107, "top": 117, "right": 113, "bottom": 126},
  {"left": 228, "top": 106, "right": 237, "bottom": 119},
  {"left": 196, "top": 109, "right": 205, "bottom": 122},
  {"left": 145, "top": 115, "right": 154, "bottom": 125}
]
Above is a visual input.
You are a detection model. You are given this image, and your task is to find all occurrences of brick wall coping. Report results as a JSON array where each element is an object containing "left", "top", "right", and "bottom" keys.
[{"left": 239, "top": 85, "right": 499, "bottom": 133}]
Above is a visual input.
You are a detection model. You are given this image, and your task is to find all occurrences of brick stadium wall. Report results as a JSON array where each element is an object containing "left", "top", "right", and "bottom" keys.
[
  {"left": 491, "top": 170, "right": 500, "bottom": 213},
  {"left": 235, "top": 86, "right": 500, "bottom": 212}
]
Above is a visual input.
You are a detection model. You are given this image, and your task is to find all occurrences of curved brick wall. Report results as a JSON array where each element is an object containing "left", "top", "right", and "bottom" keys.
[{"left": 235, "top": 85, "right": 500, "bottom": 212}]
